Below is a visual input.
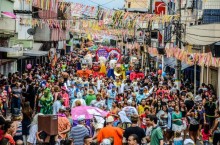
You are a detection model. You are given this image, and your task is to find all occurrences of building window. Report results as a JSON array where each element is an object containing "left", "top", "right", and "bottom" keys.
[{"left": 128, "top": 2, "right": 131, "bottom": 8}]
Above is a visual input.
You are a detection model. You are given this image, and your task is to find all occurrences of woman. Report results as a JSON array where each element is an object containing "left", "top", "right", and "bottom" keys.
[
  {"left": 27, "top": 113, "right": 43, "bottom": 145},
  {"left": 22, "top": 102, "right": 32, "bottom": 145},
  {"left": 52, "top": 86, "right": 60, "bottom": 102},
  {"left": 186, "top": 105, "right": 200, "bottom": 143},
  {"left": 2, "top": 121, "right": 15, "bottom": 145},
  {"left": 172, "top": 106, "right": 183, "bottom": 133},
  {"left": 211, "top": 111, "right": 220, "bottom": 145},
  {"left": 110, "top": 101, "right": 120, "bottom": 121}
]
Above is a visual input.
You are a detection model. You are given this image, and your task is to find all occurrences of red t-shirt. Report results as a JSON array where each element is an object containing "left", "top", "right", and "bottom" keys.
[
  {"left": 140, "top": 113, "right": 148, "bottom": 129},
  {"left": 201, "top": 129, "right": 210, "bottom": 141},
  {"left": 4, "top": 134, "right": 15, "bottom": 145}
]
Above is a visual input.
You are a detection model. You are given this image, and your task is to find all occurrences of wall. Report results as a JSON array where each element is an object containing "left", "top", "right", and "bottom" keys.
[{"left": 125, "top": 0, "right": 149, "bottom": 9}]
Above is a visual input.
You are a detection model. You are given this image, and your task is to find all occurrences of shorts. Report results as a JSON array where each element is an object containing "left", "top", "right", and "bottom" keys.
[{"left": 189, "top": 124, "right": 199, "bottom": 131}]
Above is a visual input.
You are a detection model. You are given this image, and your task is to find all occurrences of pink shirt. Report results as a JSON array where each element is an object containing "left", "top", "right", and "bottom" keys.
[
  {"left": 60, "top": 92, "right": 69, "bottom": 107},
  {"left": 201, "top": 129, "right": 210, "bottom": 141}
]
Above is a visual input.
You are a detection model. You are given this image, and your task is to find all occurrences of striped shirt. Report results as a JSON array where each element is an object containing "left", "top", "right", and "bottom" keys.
[{"left": 69, "top": 125, "right": 89, "bottom": 145}]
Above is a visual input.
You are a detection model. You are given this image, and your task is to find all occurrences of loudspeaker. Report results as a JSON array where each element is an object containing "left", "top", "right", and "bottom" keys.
[
  {"left": 110, "top": 39, "right": 117, "bottom": 47},
  {"left": 157, "top": 46, "right": 165, "bottom": 55},
  {"left": 211, "top": 42, "right": 220, "bottom": 57},
  {"left": 60, "top": 49, "right": 65, "bottom": 56},
  {"left": 38, "top": 115, "right": 58, "bottom": 135}
]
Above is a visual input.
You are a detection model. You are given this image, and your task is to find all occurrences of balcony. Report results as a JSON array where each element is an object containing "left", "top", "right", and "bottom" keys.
[
  {"left": 0, "top": 18, "right": 16, "bottom": 34},
  {"left": 34, "top": 24, "right": 66, "bottom": 41}
]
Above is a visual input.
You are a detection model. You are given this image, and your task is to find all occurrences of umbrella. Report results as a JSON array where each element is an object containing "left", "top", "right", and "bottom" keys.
[
  {"left": 71, "top": 106, "right": 108, "bottom": 120},
  {"left": 1, "top": 12, "right": 16, "bottom": 19}
]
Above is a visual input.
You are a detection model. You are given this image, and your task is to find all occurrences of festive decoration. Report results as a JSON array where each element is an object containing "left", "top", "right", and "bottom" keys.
[
  {"left": 162, "top": 72, "right": 166, "bottom": 77},
  {"left": 148, "top": 47, "right": 220, "bottom": 68},
  {"left": 158, "top": 69, "right": 162, "bottom": 75},
  {"left": 26, "top": 64, "right": 32, "bottom": 70},
  {"left": 96, "top": 47, "right": 121, "bottom": 62}
]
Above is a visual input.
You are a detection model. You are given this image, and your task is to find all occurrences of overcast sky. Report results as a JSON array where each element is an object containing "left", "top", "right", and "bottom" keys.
[{"left": 67, "top": 0, "right": 124, "bottom": 9}]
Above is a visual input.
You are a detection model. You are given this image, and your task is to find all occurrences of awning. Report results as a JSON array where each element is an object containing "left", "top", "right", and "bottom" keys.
[
  {"left": 23, "top": 50, "right": 48, "bottom": 56},
  {"left": 151, "top": 55, "right": 192, "bottom": 70},
  {"left": 185, "top": 24, "right": 220, "bottom": 45},
  {"left": 33, "top": 43, "right": 43, "bottom": 50},
  {"left": 164, "top": 57, "right": 192, "bottom": 70},
  {"left": 0, "top": 47, "right": 20, "bottom": 52}
]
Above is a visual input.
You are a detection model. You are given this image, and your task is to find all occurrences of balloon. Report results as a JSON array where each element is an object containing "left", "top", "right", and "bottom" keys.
[
  {"left": 159, "top": 64, "right": 162, "bottom": 69},
  {"left": 162, "top": 72, "right": 166, "bottom": 77},
  {"left": 158, "top": 69, "right": 162, "bottom": 75},
  {"left": 26, "top": 64, "right": 32, "bottom": 70}
]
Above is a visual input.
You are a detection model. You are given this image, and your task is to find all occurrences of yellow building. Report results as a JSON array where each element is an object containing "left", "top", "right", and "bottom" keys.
[{"left": 124, "top": 0, "right": 149, "bottom": 12}]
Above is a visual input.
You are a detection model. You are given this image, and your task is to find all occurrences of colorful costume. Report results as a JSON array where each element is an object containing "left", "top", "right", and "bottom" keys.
[{"left": 40, "top": 88, "right": 53, "bottom": 114}]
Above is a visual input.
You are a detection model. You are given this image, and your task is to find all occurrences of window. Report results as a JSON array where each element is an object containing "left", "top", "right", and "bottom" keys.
[{"left": 128, "top": 2, "right": 131, "bottom": 8}]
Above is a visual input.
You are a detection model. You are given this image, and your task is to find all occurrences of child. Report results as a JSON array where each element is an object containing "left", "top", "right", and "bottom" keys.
[
  {"left": 174, "top": 132, "right": 183, "bottom": 145},
  {"left": 201, "top": 123, "right": 210, "bottom": 145}
]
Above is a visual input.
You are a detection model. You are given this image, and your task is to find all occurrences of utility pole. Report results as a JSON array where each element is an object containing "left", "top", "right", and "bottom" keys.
[{"left": 175, "top": 0, "right": 182, "bottom": 90}]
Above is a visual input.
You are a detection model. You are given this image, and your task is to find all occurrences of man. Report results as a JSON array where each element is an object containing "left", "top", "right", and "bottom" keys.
[
  {"left": 136, "top": 88, "right": 145, "bottom": 104},
  {"left": 107, "top": 86, "right": 117, "bottom": 110},
  {"left": 204, "top": 96, "right": 216, "bottom": 127},
  {"left": 150, "top": 116, "right": 163, "bottom": 145},
  {"left": 69, "top": 116, "right": 89, "bottom": 145},
  {"left": 127, "top": 134, "right": 139, "bottom": 145},
  {"left": 68, "top": 82, "right": 76, "bottom": 107},
  {"left": 122, "top": 100, "right": 138, "bottom": 120},
  {"left": 53, "top": 95, "right": 63, "bottom": 115},
  {"left": 97, "top": 116, "right": 123, "bottom": 145},
  {"left": 58, "top": 107, "right": 71, "bottom": 140},
  {"left": 85, "top": 89, "right": 96, "bottom": 106},
  {"left": 90, "top": 93, "right": 105, "bottom": 108},
  {"left": 140, "top": 107, "right": 151, "bottom": 131},
  {"left": 123, "top": 115, "right": 146, "bottom": 144},
  {"left": 137, "top": 99, "right": 148, "bottom": 115},
  {"left": 84, "top": 135, "right": 92, "bottom": 145}
]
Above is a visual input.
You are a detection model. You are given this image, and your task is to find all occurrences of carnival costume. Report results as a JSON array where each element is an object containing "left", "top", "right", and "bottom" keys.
[{"left": 40, "top": 88, "right": 53, "bottom": 114}]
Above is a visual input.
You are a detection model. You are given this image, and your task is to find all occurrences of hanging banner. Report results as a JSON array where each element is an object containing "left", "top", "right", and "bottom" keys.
[{"left": 96, "top": 47, "right": 121, "bottom": 62}]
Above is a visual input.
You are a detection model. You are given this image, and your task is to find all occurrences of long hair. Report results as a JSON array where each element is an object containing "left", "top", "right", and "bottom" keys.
[{"left": 203, "top": 123, "right": 209, "bottom": 134}]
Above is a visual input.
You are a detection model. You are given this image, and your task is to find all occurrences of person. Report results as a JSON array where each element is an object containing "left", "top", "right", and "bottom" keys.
[
  {"left": 85, "top": 89, "right": 96, "bottom": 106},
  {"left": 173, "top": 132, "right": 183, "bottom": 145},
  {"left": 123, "top": 115, "right": 146, "bottom": 144},
  {"left": 69, "top": 116, "right": 89, "bottom": 145},
  {"left": 127, "top": 134, "right": 139, "bottom": 145},
  {"left": 186, "top": 105, "right": 200, "bottom": 143},
  {"left": 137, "top": 99, "right": 147, "bottom": 115},
  {"left": 204, "top": 96, "right": 216, "bottom": 128},
  {"left": 11, "top": 82, "right": 22, "bottom": 114},
  {"left": 140, "top": 107, "right": 151, "bottom": 131},
  {"left": 97, "top": 116, "right": 123, "bottom": 145},
  {"left": 27, "top": 113, "right": 44, "bottom": 145},
  {"left": 2, "top": 121, "right": 16, "bottom": 145},
  {"left": 60, "top": 86, "right": 69, "bottom": 107},
  {"left": 201, "top": 123, "right": 210, "bottom": 145},
  {"left": 39, "top": 88, "right": 53, "bottom": 114},
  {"left": 22, "top": 102, "right": 32, "bottom": 145},
  {"left": 172, "top": 106, "right": 183, "bottom": 133},
  {"left": 71, "top": 92, "right": 86, "bottom": 108},
  {"left": 11, "top": 108, "right": 23, "bottom": 144},
  {"left": 53, "top": 95, "right": 63, "bottom": 115},
  {"left": 211, "top": 111, "right": 220, "bottom": 145},
  {"left": 84, "top": 135, "right": 93, "bottom": 145},
  {"left": 107, "top": 86, "right": 117, "bottom": 110},
  {"left": 90, "top": 93, "right": 105, "bottom": 108},
  {"left": 57, "top": 107, "right": 71, "bottom": 140},
  {"left": 149, "top": 116, "right": 163, "bottom": 145}
]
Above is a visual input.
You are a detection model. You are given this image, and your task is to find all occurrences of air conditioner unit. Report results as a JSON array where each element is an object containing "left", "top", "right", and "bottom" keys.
[{"left": 186, "top": 0, "right": 193, "bottom": 8}]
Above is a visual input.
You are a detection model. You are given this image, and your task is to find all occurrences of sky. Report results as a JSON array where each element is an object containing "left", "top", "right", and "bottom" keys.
[{"left": 67, "top": 0, "right": 124, "bottom": 9}]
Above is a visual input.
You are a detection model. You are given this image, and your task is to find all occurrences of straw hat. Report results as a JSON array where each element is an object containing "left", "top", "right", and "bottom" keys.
[{"left": 88, "top": 89, "right": 94, "bottom": 94}]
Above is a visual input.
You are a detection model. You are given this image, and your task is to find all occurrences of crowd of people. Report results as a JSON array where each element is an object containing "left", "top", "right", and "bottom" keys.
[{"left": 0, "top": 45, "right": 219, "bottom": 145}]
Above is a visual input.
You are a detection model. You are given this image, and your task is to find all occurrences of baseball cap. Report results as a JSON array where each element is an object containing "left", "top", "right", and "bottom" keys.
[
  {"left": 106, "top": 116, "right": 114, "bottom": 123},
  {"left": 78, "top": 116, "right": 85, "bottom": 122}
]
